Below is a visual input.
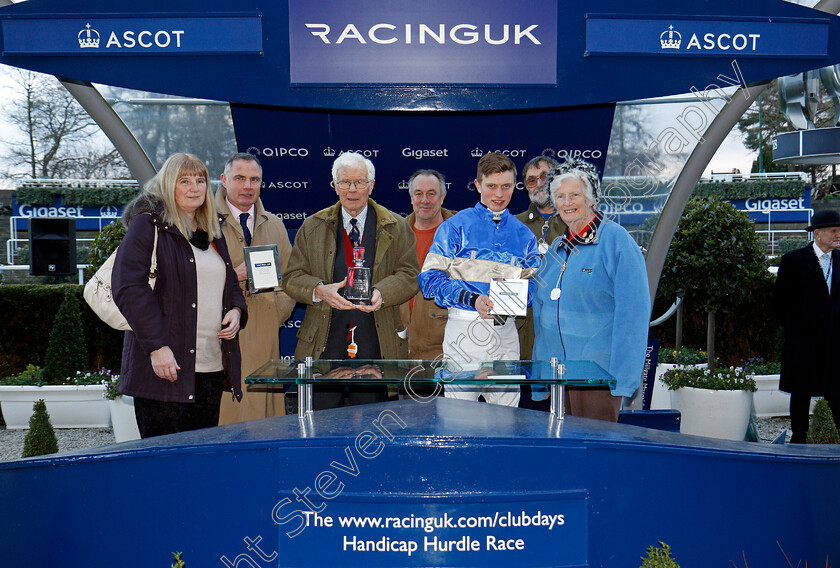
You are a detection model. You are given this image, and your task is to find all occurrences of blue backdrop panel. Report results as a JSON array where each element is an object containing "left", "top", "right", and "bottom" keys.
[
  {"left": 231, "top": 104, "right": 615, "bottom": 358},
  {"left": 2, "top": 0, "right": 840, "bottom": 110},
  {"left": 230, "top": 105, "right": 615, "bottom": 229},
  {"left": 1, "top": 399, "right": 838, "bottom": 567}
]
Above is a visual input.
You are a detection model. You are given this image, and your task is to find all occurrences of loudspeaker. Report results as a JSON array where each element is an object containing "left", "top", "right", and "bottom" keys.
[{"left": 29, "top": 218, "right": 77, "bottom": 276}]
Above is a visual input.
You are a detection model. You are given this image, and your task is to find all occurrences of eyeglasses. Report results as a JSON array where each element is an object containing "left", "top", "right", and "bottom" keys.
[
  {"left": 525, "top": 172, "right": 548, "bottom": 188},
  {"left": 335, "top": 180, "right": 372, "bottom": 190}
]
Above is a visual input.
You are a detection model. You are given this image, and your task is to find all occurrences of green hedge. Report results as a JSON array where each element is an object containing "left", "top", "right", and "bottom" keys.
[
  {"left": 0, "top": 285, "right": 123, "bottom": 378},
  {"left": 16, "top": 181, "right": 141, "bottom": 207},
  {"left": 693, "top": 180, "right": 805, "bottom": 200},
  {"left": 651, "top": 274, "right": 780, "bottom": 365}
]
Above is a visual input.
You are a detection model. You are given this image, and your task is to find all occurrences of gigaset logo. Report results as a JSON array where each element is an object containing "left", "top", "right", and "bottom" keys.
[{"left": 304, "top": 23, "right": 541, "bottom": 45}]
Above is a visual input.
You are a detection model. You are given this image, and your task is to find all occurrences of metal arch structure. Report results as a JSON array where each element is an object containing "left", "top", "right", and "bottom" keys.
[{"left": 645, "top": 0, "right": 840, "bottom": 303}]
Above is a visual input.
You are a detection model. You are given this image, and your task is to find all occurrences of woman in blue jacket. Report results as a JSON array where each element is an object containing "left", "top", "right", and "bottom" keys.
[{"left": 532, "top": 159, "right": 650, "bottom": 421}]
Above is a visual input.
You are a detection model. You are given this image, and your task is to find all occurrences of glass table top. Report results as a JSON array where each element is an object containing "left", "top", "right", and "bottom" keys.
[{"left": 245, "top": 359, "right": 616, "bottom": 386}]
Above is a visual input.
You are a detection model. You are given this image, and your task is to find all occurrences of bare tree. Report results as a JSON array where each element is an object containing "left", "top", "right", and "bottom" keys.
[{"left": 2, "top": 70, "right": 129, "bottom": 179}]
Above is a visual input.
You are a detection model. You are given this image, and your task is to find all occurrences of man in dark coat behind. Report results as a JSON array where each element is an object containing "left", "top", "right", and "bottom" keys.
[{"left": 774, "top": 209, "right": 840, "bottom": 442}]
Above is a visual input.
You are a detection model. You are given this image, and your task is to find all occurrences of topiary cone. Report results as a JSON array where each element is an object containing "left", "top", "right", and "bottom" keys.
[
  {"left": 807, "top": 398, "right": 840, "bottom": 444},
  {"left": 22, "top": 399, "right": 59, "bottom": 458}
]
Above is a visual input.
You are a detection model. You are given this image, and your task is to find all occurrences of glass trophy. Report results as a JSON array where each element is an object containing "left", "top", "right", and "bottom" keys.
[{"left": 344, "top": 246, "right": 372, "bottom": 305}]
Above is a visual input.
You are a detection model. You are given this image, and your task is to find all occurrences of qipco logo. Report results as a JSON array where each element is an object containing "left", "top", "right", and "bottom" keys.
[{"left": 248, "top": 146, "right": 310, "bottom": 158}]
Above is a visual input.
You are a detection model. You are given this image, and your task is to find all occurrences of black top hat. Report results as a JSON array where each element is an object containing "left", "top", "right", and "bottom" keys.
[{"left": 806, "top": 210, "right": 840, "bottom": 231}]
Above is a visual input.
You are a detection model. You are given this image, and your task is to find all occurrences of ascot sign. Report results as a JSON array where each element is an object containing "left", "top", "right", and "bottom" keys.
[
  {"left": 1, "top": 16, "right": 262, "bottom": 55},
  {"left": 586, "top": 16, "right": 829, "bottom": 58}
]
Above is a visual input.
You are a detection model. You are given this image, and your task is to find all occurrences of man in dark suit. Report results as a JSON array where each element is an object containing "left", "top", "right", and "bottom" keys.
[{"left": 775, "top": 209, "right": 840, "bottom": 442}]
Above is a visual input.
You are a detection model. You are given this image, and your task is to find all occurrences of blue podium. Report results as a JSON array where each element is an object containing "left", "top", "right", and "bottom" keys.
[{"left": 0, "top": 361, "right": 838, "bottom": 567}]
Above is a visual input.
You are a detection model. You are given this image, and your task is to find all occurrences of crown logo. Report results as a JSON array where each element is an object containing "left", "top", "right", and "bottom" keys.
[
  {"left": 323, "top": 147, "right": 336, "bottom": 157},
  {"left": 541, "top": 148, "right": 556, "bottom": 157},
  {"left": 660, "top": 25, "right": 681, "bottom": 50},
  {"left": 78, "top": 23, "right": 101, "bottom": 49},
  {"left": 398, "top": 180, "right": 409, "bottom": 190},
  {"left": 471, "top": 147, "right": 483, "bottom": 158}
]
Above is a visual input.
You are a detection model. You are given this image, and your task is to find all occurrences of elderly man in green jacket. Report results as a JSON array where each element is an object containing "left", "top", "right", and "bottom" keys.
[{"left": 284, "top": 152, "right": 420, "bottom": 410}]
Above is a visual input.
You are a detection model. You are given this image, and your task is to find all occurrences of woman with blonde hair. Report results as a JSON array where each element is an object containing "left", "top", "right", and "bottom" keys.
[{"left": 113, "top": 153, "right": 247, "bottom": 438}]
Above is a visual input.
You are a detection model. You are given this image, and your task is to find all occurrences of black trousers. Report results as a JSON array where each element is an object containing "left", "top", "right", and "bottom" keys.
[
  {"left": 313, "top": 385, "right": 388, "bottom": 411},
  {"left": 519, "top": 384, "right": 550, "bottom": 412},
  {"left": 789, "top": 393, "right": 840, "bottom": 443},
  {"left": 134, "top": 371, "right": 225, "bottom": 439}
]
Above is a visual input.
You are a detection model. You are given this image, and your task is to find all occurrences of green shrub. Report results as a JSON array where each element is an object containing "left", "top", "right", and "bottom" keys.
[
  {"left": 0, "top": 365, "right": 46, "bottom": 386},
  {"left": 742, "top": 357, "right": 781, "bottom": 375},
  {"left": 660, "top": 197, "right": 769, "bottom": 313},
  {"left": 16, "top": 181, "right": 140, "bottom": 207},
  {"left": 85, "top": 221, "right": 125, "bottom": 280},
  {"left": 807, "top": 399, "right": 840, "bottom": 444},
  {"left": 640, "top": 542, "right": 680, "bottom": 568},
  {"left": 662, "top": 366, "right": 757, "bottom": 392},
  {"left": 657, "top": 198, "right": 775, "bottom": 367},
  {"left": 22, "top": 399, "right": 59, "bottom": 458},
  {"left": 41, "top": 291, "right": 88, "bottom": 384},
  {"left": 657, "top": 347, "right": 707, "bottom": 365},
  {"left": 692, "top": 179, "right": 805, "bottom": 200},
  {"left": 779, "top": 237, "right": 807, "bottom": 255}
]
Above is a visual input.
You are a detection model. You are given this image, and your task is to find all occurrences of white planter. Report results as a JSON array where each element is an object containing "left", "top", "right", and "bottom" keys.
[
  {"left": 108, "top": 396, "right": 141, "bottom": 442},
  {"left": 639, "top": 363, "right": 708, "bottom": 410},
  {"left": 751, "top": 374, "right": 817, "bottom": 418},
  {"left": 670, "top": 386, "right": 753, "bottom": 441},
  {"left": 0, "top": 385, "right": 110, "bottom": 429},
  {"left": 752, "top": 374, "right": 787, "bottom": 418}
]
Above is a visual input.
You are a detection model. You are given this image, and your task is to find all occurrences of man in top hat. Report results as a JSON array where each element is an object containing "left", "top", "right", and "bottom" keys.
[{"left": 774, "top": 209, "right": 840, "bottom": 442}]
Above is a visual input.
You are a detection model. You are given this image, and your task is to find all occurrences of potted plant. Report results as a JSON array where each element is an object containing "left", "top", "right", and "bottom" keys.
[
  {"left": 663, "top": 366, "right": 757, "bottom": 440},
  {"left": 0, "top": 365, "right": 111, "bottom": 429},
  {"left": 649, "top": 347, "right": 708, "bottom": 410},
  {"left": 742, "top": 357, "right": 783, "bottom": 419},
  {"left": 103, "top": 372, "right": 140, "bottom": 442},
  {"left": 742, "top": 358, "right": 816, "bottom": 419}
]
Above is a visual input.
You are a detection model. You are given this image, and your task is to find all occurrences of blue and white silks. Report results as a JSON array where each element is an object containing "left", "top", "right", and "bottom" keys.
[{"left": 419, "top": 203, "right": 540, "bottom": 310}]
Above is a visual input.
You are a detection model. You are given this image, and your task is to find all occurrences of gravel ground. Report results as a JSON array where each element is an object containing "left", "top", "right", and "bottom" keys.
[
  {"left": 0, "top": 417, "right": 792, "bottom": 462},
  {"left": 0, "top": 428, "right": 115, "bottom": 461}
]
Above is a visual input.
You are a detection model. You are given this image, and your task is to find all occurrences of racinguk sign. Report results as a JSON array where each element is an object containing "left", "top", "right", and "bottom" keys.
[
  {"left": 288, "top": 0, "right": 557, "bottom": 85},
  {"left": 585, "top": 16, "right": 829, "bottom": 58}
]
